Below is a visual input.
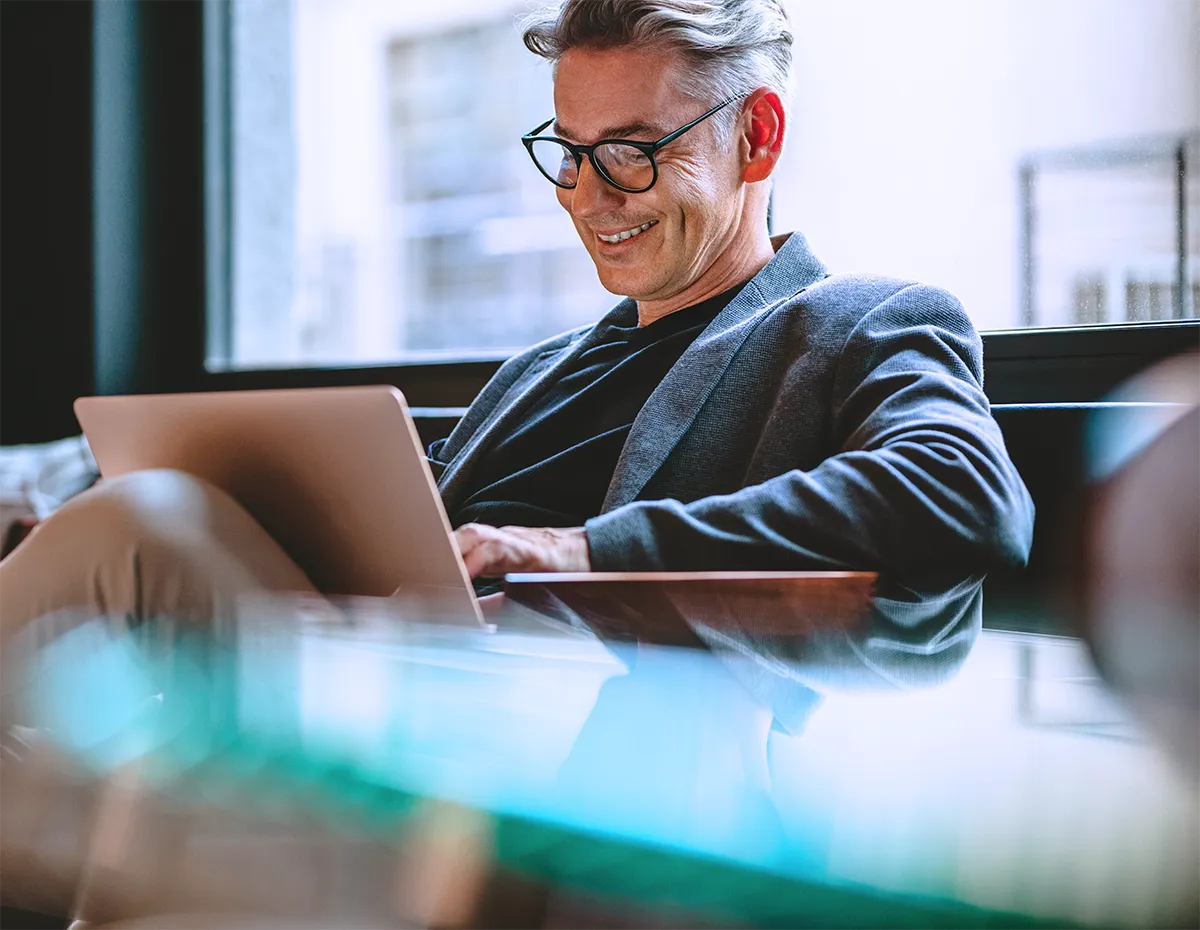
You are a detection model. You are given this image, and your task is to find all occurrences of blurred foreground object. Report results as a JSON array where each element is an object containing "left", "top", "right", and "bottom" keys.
[
  {"left": 2, "top": 580, "right": 1196, "bottom": 928},
  {"left": 1074, "top": 351, "right": 1200, "bottom": 781}
]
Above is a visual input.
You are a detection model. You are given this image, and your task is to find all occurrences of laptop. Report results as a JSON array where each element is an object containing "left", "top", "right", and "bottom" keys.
[{"left": 74, "top": 386, "right": 487, "bottom": 626}]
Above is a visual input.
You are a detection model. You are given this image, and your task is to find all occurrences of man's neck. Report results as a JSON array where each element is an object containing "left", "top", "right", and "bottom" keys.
[{"left": 635, "top": 228, "right": 776, "bottom": 327}]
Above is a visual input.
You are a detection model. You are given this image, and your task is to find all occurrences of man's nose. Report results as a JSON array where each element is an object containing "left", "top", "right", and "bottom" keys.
[{"left": 566, "top": 156, "right": 624, "bottom": 218}]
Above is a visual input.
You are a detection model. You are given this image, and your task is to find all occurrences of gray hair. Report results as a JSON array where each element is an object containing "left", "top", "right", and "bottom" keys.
[{"left": 520, "top": 0, "right": 793, "bottom": 147}]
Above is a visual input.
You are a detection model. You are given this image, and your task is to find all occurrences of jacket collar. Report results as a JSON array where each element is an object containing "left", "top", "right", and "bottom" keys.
[
  {"left": 601, "top": 231, "right": 827, "bottom": 510},
  {"left": 439, "top": 231, "right": 827, "bottom": 516},
  {"left": 436, "top": 301, "right": 633, "bottom": 509}
]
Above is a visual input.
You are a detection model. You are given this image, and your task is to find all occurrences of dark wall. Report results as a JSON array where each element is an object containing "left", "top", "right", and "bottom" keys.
[
  {"left": 1, "top": 0, "right": 95, "bottom": 445},
  {"left": 90, "top": 0, "right": 206, "bottom": 401}
]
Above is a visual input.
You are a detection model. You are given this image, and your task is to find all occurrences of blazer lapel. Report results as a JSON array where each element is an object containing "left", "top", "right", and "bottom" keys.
[
  {"left": 438, "top": 298, "right": 638, "bottom": 512},
  {"left": 602, "top": 232, "right": 828, "bottom": 511}
]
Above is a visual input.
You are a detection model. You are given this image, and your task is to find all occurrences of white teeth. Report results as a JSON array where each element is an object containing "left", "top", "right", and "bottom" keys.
[{"left": 598, "top": 221, "right": 655, "bottom": 244}]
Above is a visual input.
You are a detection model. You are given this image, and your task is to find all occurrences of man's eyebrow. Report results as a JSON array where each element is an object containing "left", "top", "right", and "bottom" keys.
[{"left": 552, "top": 118, "right": 669, "bottom": 142}]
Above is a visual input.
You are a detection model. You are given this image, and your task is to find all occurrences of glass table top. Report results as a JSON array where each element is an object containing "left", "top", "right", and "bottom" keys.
[{"left": 3, "top": 576, "right": 1196, "bottom": 928}]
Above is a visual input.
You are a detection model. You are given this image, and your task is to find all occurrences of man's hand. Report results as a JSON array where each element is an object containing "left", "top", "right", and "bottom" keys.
[{"left": 453, "top": 523, "right": 591, "bottom": 579}]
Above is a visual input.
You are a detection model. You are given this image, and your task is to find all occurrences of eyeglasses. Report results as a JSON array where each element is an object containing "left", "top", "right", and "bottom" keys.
[{"left": 521, "top": 96, "right": 740, "bottom": 194}]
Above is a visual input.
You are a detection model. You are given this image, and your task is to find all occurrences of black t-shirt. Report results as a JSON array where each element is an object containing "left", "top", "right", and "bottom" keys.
[{"left": 452, "top": 283, "right": 746, "bottom": 531}]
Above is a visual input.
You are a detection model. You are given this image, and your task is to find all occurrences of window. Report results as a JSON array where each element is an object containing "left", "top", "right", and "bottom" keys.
[
  {"left": 209, "top": 0, "right": 1199, "bottom": 372},
  {"left": 1021, "top": 139, "right": 1197, "bottom": 327},
  {"left": 213, "top": 0, "right": 608, "bottom": 370}
]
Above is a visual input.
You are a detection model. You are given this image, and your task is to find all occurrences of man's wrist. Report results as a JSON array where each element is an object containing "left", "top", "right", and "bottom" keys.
[{"left": 564, "top": 526, "right": 592, "bottom": 572}]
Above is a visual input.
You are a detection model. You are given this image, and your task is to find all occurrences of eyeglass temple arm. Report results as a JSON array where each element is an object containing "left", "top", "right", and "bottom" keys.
[
  {"left": 650, "top": 96, "right": 740, "bottom": 150},
  {"left": 522, "top": 118, "right": 556, "bottom": 140}
]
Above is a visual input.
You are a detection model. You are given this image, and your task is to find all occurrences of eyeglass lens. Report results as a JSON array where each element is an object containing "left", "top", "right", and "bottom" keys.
[{"left": 529, "top": 140, "right": 655, "bottom": 191}]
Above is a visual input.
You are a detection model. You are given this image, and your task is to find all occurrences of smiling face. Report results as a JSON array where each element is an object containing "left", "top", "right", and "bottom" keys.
[{"left": 551, "top": 45, "right": 769, "bottom": 318}]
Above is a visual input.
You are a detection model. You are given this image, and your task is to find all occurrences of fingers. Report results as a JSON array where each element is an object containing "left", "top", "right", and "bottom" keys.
[
  {"left": 451, "top": 524, "right": 590, "bottom": 579},
  {"left": 453, "top": 523, "right": 526, "bottom": 579}
]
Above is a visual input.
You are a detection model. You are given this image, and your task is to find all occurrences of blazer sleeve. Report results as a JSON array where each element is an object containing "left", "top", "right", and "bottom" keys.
[{"left": 584, "top": 284, "right": 1035, "bottom": 580}]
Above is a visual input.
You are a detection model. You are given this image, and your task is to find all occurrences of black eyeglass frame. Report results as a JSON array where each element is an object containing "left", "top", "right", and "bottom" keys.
[{"left": 521, "top": 96, "right": 742, "bottom": 194}]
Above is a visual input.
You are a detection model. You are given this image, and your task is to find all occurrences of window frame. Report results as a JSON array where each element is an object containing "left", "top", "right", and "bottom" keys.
[
  {"left": 101, "top": 0, "right": 1198, "bottom": 424},
  {"left": 1018, "top": 135, "right": 1197, "bottom": 327}
]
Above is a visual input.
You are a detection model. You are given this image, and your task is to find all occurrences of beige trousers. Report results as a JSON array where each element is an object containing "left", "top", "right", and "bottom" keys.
[
  {"left": 0, "top": 471, "right": 326, "bottom": 923},
  {"left": 0, "top": 469, "right": 318, "bottom": 652},
  {"left": 0, "top": 471, "right": 523, "bottom": 927}
]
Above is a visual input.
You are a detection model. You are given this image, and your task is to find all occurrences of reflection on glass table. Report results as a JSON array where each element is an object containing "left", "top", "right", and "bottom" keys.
[{"left": 2, "top": 577, "right": 1196, "bottom": 928}]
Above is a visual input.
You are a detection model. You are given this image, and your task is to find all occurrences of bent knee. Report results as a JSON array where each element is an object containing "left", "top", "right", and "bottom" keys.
[
  {"left": 50, "top": 469, "right": 264, "bottom": 549},
  {"left": 27, "top": 469, "right": 314, "bottom": 593},
  {"left": 80, "top": 469, "right": 237, "bottom": 524},
  {"left": 20, "top": 469, "right": 248, "bottom": 576},
  {"left": 0, "top": 470, "right": 315, "bottom": 644}
]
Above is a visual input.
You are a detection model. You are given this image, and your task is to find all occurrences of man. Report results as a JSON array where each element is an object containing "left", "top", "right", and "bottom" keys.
[
  {"left": 445, "top": 0, "right": 1032, "bottom": 584},
  {"left": 0, "top": 0, "right": 1032, "bottom": 636}
]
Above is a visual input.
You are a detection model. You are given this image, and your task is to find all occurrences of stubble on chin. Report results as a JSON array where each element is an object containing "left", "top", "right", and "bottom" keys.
[{"left": 594, "top": 266, "right": 635, "bottom": 298}]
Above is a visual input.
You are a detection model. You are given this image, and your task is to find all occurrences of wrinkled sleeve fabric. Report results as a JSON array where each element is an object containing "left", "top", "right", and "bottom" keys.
[{"left": 585, "top": 285, "right": 1035, "bottom": 580}]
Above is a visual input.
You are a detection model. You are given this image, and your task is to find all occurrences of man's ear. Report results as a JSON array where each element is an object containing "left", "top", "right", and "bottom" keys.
[{"left": 740, "top": 89, "right": 785, "bottom": 185}]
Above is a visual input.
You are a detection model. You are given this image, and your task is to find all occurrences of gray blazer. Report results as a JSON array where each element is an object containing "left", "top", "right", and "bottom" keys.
[{"left": 430, "top": 232, "right": 1034, "bottom": 581}]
